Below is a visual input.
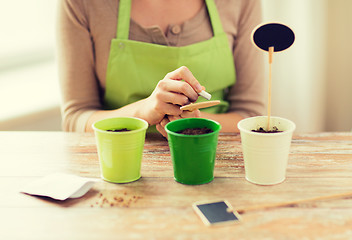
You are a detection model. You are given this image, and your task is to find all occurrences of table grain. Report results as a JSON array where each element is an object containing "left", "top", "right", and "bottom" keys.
[{"left": 1, "top": 131, "right": 352, "bottom": 240}]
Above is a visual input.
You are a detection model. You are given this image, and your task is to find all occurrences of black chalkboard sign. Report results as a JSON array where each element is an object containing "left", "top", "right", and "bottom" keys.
[
  {"left": 252, "top": 23, "right": 295, "bottom": 52},
  {"left": 250, "top": 22, "right": 295, "bottom": 131},
  {"left": 193, "top": 200, "right": 241, "bottom": 226}
]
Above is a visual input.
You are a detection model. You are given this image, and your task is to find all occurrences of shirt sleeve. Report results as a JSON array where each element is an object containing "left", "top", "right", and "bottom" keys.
[
  {"left": 225, "top": 0, "right": 266, "bottom": 117},
  {"left": 56, "top": 0, "right": 101, "bottom": 132}
]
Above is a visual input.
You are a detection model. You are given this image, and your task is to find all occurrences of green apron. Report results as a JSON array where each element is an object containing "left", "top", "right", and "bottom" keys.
[{"left": 104, "top": 0, "right": 236, "bottom": 131}]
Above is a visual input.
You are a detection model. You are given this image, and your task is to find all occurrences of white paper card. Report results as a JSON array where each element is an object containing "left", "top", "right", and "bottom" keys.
[{"left": 20, "top": 173, "right": 98, "bottom": 201}]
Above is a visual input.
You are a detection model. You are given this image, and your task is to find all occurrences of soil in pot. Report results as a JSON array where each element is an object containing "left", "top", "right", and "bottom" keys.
[
  {"left": 177, "top": 127, "right": 213, "bottom": 135},
  {"left": 251, "top": 126, "right": 283, "bottom": 133},
  {"left": 106, "top": 128, "right": 131, "bottom": 132}
]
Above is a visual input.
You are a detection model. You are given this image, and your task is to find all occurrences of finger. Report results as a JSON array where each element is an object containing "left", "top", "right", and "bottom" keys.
[
  {"left": 156, "top": 123, "right": 168, "bottom": 139},
  {"left": 165, "top": 66, "right": 203, "bottom": 93},
  {"left": 181, "top": 109, "right": 201, "bottom": 118},
  {"left": 167, "top": 115, "right": 182, "bottom": 122},
  {"left": 152, "top": 101, "right": 182, "bottom": 116},
  {"left": 157, "top": 119, "right": 169, "bottom": 138},
  {"left": 153, "top": 85, "right": 192, "bottom": 105},
  {"left": 161, "top": 102, "right": 183, "bottom": 116},
  {"left": 194, "top": 110, "right": 201, "bottom": 117},
  {"left": 159, "top": 117, "right": 170, "bottom": 128},
  {"left": 156, "top": 79, "right": 198, "bottom": 102}
]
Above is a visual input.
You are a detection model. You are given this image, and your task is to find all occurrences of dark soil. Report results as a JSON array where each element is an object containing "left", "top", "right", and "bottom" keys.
[
  {"left": 251, "top": 126, "right": 283, "bottom": 133},
  {"left": 106, "top": 128, "right": 131, "bottom": 132},
  {"left": 177, "top": 127, "right": 213, "bottom": 135}
]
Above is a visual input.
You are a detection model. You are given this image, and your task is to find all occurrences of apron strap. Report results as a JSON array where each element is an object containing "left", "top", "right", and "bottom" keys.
[
  {"left": 116, "top": 0, "right": 223, "bottom": 39},
  {"left": 205, "top": 0, "right": 224, "bottom": 36},
  {"left": 116, "top": 0, "right": 132, "bottom": 40}
]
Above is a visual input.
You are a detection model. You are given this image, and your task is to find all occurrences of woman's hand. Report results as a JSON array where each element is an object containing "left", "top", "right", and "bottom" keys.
[
  {"left": 156, "top": 110, "right": 201, "bottom": 138},
  {"left": 140, "top": 66, "right": 203, "bottom": 126}
]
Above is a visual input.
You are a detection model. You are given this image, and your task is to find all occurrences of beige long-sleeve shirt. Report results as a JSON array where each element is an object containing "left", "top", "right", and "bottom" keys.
[{"left": 57, "top": 0, "right": 265, "bottom": 132}]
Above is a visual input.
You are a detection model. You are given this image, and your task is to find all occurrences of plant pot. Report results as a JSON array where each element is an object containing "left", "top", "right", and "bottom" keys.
[
  {"left": 165, "top": 118, "right": 221, "bottom": 185},
  {"left": 92, "top": 117, "right": 148, "bottom": 183},
  {"left": 237, "top": 116, "right": 296, "bottom": 185}
]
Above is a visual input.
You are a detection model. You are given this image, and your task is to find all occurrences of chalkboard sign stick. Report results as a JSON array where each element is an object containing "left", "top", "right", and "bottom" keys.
[
  {"left": 267, "top": 46, "right": 274, "bottom": 131},
  {"left": 237, "top": 190, "right": 352, "bottom": 214},
  {"left": 251, "top": 22, "right": 295, "bottom": 130}
]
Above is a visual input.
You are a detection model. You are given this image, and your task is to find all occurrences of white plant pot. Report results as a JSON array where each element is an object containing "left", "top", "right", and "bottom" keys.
[{"left": 237, "top": 116, "right": 296, "bottom": 185}]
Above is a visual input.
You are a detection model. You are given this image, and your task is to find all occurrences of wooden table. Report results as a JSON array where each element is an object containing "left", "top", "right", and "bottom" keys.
[{"left": 1, "top": 131, "right": 352, "bottom": 239}]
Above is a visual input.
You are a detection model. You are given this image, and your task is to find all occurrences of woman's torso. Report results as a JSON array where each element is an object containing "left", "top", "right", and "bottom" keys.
[{"left": 89, "top": 0, "right": 239, "bottom": 92}]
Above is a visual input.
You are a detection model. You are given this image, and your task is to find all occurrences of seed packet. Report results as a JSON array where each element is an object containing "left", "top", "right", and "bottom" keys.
[{"left": 20, "top": 173, "right": 98, "bottom": 201}]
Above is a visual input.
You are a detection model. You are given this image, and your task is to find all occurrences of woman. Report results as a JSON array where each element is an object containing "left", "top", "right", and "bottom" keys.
[{"left": 57, "top": 0, "right": 265, "bottom": 137}]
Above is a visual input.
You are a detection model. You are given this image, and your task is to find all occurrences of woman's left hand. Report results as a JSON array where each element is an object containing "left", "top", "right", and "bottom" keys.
[{"left": 156, "top": 110, "right": 201, "bottom": 138}]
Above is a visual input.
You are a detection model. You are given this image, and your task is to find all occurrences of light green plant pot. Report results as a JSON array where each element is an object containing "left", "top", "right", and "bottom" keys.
[{"left": 93, "top": 117, "right": 148, "bottom": 183}]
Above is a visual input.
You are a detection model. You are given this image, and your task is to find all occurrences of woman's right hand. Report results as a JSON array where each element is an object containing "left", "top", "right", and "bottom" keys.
[{"left": 140, "top": 66, "right": 203, "bottom": 126}]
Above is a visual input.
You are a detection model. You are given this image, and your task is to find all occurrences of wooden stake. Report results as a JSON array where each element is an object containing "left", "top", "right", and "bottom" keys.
[
  {"left": 237, "top": 191, "right": 352, "bottom": 214},
  {"left": 267, "top": 46, "right": 274, "bottom": 131},
  {"left": 180, "top": 100, "right": 221, "bottom": 112}
]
